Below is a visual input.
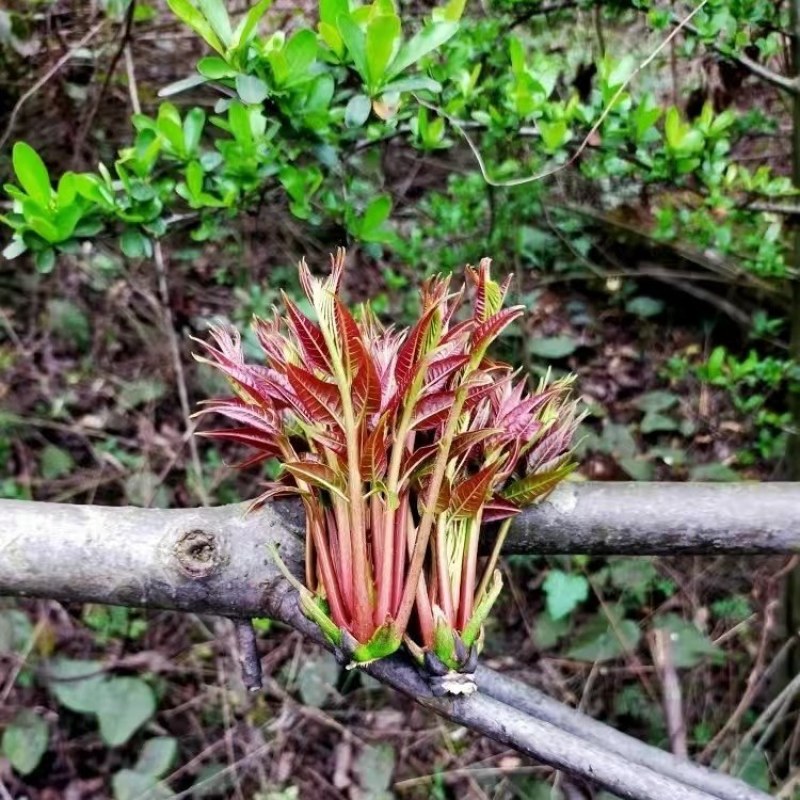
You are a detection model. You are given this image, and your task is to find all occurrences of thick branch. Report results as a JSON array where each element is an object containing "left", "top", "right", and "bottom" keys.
[
  {"left": 2, "top": 481, "right": 798, "bottom": 615},
  {"left": 0, "top": 489, "right": 782, "bottom": 800},
  {"left": 504, "top": 481, "right": 800, "bottom": 554}
]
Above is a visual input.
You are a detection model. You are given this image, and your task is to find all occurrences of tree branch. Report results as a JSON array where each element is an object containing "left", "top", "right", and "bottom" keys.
[
  {"left": 0, "top": 487, "right": 787, "bottom": 799},
  {"left": 2, "top": 481, "right": 799, "bottom": 615},
  {"left": 680, "top": 20, "right": 798, "bottom": 95}
]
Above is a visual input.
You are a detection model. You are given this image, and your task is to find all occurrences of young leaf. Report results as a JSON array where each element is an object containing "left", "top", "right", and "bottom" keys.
[
  {"left": 502, "top": 461, "right": 576, "bottom": 506},
  {"left": 236, "top": 74, "right": 269, "bottom": 104},
  {"left": 286, "top": 363, "right": 343, "bottom": 425},
  {"left": 337, "top": 13, "right": 368, "bottom": 79},
  {"left": 165, "top": 0, "right": 226, "bottom": 53},
  {"left": 359, "top": 194, "right": 392, "bottom": 239},
  {"left": 411, "top": 390, "right": 454, "bottom": 431},
  {"left": 283, "top": 461, "right": 349, "bottom": 502},
  {"left": 386, "top": 21, "right": 458, "bottom": 81},
  {"left": 283, "top": 29, "right": 318, "bottom": 83},
  {"left": 365, "top": 14, "right": 401, "bottom": 92},
  {"left": 198, "top": 0, "right": 232, "bottom": 46},
  {"left": 320, "top": 0, "right": 348, "bottom": 27},
  {"left": 12, "top": 142, "right": 52, "bottom": 207},
  {"left": 232, "top": 0, "right": 273, "bottom": 50},
  {"left": 470, "top": 306, "right": 524, "bottom": 354},
  {"left": 449, "top": 462, "right": 501, "bottom": 518},
  {"left": 183, "top": 108, "right": 206, "bottom": 155}
]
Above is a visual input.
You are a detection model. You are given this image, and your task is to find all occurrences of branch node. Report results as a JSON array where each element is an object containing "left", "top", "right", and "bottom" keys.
[{"left": 174, "top": 529, "right": 218, "bottom": 578}]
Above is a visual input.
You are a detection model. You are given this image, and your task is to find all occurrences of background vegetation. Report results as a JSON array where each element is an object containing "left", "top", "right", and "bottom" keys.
[{"left": 0, "top": 0, "right": 798, "bottom": 796}]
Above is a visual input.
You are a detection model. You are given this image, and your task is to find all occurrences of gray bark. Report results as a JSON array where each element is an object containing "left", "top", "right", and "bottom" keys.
[
  {"left": 0, "top": 491, "right": 776, "bottom": 800},
  {"left": 507, "top": 481, "right": 800, "bottom": 554}
]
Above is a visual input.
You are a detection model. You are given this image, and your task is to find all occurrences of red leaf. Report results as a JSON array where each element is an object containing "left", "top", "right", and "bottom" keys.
[
  {"left": 482, "top": 497, "right": 521, "bottom": 523},
  {"left": 350, "top": 334, "right": 382, "bottom": 418},
  {"left": 353, "top": 357, "right": 382, "bottom": 418},
  {"left": 197, "top": 427, "right": 281, "bottom": 453},
  {"left": 360, "top": 416, "right": 389, "bottom": 480},
  {"left": 283, "top": 460, "right": 348, "bottom": 502},
  {"left": 283, "top": 293, "right": 331, "bottom": 373},
  {"left": 195, "top": 399, "right": 280, "bottom": 436},
  {"left": 425, "top": 353, "right": 469, "bottom": 390},
  {"left": 411, "top": 390, "right": 454, "bottom": 431},
  {"left": 395, "top": 304, "right": 439, "bottom": 395},
  {"left": 449, "top": 462, "right": 502, "bottom": 518},
  {"left": 286, "top": 364, "right": 342, "bottom": 426},
  {"left": 334, "top": 298, "right": 365, "bottom": 377},
  {"left": 193, "top": 337, "right": 277, "bottom": 408},
  {"left": 399, "top": 428, "right": 499, "bottom": 487},
  {"left": 470, "top": 306, "right": 524, "bottom": 353}
]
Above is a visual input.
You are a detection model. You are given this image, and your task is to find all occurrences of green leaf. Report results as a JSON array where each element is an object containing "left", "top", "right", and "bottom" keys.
[
  {"left": 597, "top": 423, "right": 637, "bottom": 458},
  {"left": 198, "top": 0, "right": 232, "bottom": 46},
  {"left": 41, "top": 444, "right": 74, "bottom": 480},
  {"left": 12, "top": 142, "right": 52, "bottom": 207},
  {"left": 232, "top": 0, "right": 273, "bottom": 50},
  {"left": 387, "top": 21, "right": 458, "bottom": 80},
  {"left": 605, "top": 54, "right": 635, "bottom": 88},
  {"left": 2, "top": 710, "right": 48, "bottom": 775},
  {"left": 2, "top": 238, "right": 27, "bottom": 259},
  {"left": 0, "top": 609, "right": 34, "bottom": 655},
  {"left": 437, "top": 0, "right": 466, "bottom": 22},
  {"left": 543, "top": 570, "right": 589, "bottom": 620},
  {"left": 282, "top": 461, "right": 349, "bottom": 502},
  {"left": 532, "top": 611, "right": 571, "bottom": 649},
  {"left": 640, "top": 412, "right": 678, "bottom": 434},
  {"left": 27, "top": 215, "right": 61, "bottom": 244},
  {"left": 732, "top": 745, "right": 770, "bottom": 791},
  {"left": 380, "top": 75, "right": 441, "bottom": 94},
  {"left": 619, "top": 457, "right": 654, "bottom": 481},
  {"left": 689, "top": 462, "right": 738, "bottom": 482},
  {"left": 47, "top": 299, "right": 91, "bottom": 350},
  {"left": 118, "top": 378, "right": 168, "bottom": 410},
  {"left": 360, "top": 194, "right": 391, "bottom": 236},
  {"left": 296, "top": 652, "right": 339, "bottom": 707},
  {"left": 113, "top": 770, "right": 175, "bottom": 800},
  {"left": 135, "top": 737, "right": 178, "bottom": 778},
  {"left": 165, "top": 0, "right": 225, "bottom": 53},
  {"left": 158, "top": 73, "right": 209, "bottom": 97},
  {"left": 502, "top": 462, "right": 575, "bottom": 506},
  {"left": 528, "top": 336, "right": 578, "bottom": 360},
  {"left": 35, "top": 248, "right": 56, "bottom": 273},
  {"left": 538, "top": 119, "right": 568, "bottom": 151},
  {"left": 197, "top": 55, "right": 233, "bottom": 79},
  {"left": 235, "top": 73, "right": 269, "bottom": 104},
  {"left": 183, "top": 108, "right": 206, "bottom": 155},
  {"left": 319, "top": 0, "right": 348, "bottom": 27},
  {"left": 354, "top": 743, "right": 395, "bottom": 794},
  {"left": 365, "top": 14, "right": 401, "bottom": 91},
  {"left": 48, "top": 658, "right": 106, "bottom": 712},
  {"left": 96, "top": 677, "right": 157, "bottom": 746},
  {"left": 625, "top": 296, "right": 663, "bottom": 318},
  {"left": 635, "top": 391, "right": 678, "bottom": 413},
  {"left": 345, "top": 93, "right": 371, "bottom": 127},
  {"left": 121, "top": 229, "right": 150, "bottom": 259},
  {"left": 337, "top": 13, "right": 368, "bottom": 79},
  {"left": 652, "top": 615, "right": 723, "bottom": 668},
  {"left": 283, "top": 29, "right": 318, "bottom": 83},
  {"left": 567, "top": 614, "right": 641, "bottom": 662}
]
